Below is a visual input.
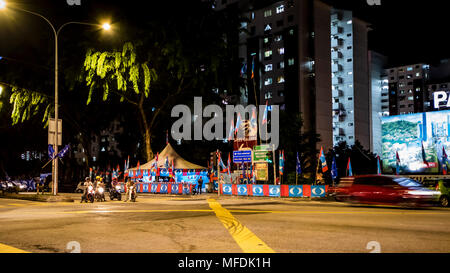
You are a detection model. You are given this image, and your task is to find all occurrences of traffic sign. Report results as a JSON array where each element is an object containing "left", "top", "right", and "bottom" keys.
[
  {"left": 253, "top": 145, "right": 271, "bottom": 163},
  {"left": 233, "top": 150, "right": 252, "bottom": 164}
]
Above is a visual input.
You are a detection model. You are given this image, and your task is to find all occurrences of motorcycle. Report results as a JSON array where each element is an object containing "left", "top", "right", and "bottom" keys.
[
  {"left": 95, "top": 185, "right": 106, "bottom": 202},
  {"left": 81, "top": 185, "right": 95, "bottom": 203},
  {"left": 109, "top": 185, "right": 122, "bottom": 201},
  {"left": 127, "top": 185, "right": 137, "bottom": 202}
]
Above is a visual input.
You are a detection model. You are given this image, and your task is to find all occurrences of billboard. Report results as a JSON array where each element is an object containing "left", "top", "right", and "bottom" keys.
[{"left": 381, "top": 110, "right": 450, "bottom": 174}]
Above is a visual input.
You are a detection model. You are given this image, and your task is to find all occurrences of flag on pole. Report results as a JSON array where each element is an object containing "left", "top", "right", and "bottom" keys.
[
  {"left": 396, "top": 151, "right": 401, "bottom": 175},
  {"left": 377, "top": 156, "right": 382, "bottom": 175},
  {"left": 331, "top": 156, "right": 338, "bottom": 180},
  {"left": 442, "top": 147, "right": 448, "bottom": 175},
  {"left": 235, "top": 113, "right": 242, "bottom": 134},
  {"left": 319, "top": 147, "right": 328, "bottom": 173},
  {"left": 279, "top": 150, "right": 284, "bottom": 176},
  {"left": 296, "top": 152, "right": 302, "bottom": 175},
  {"left": 165, "top": 156, "right": 169, "bottom": 170},
  {"left": 421, "top": 141, "right": 429, "bottom": 167},
  {"left": 262, "top": 101, "right": 268, "bottom": 125},
  {"left": 48, "top": 144, "right": 55, "bottom": 160},
  {"left": 228, "top": 120, "right": 235, "bottom": 141},
  {"left": 217, "top": 152, "right": 221, "bottom": 173},
  {"left": 136, "top": 161, "right": 141, "bottom": 178},
  {"left": 227, "top": 153, "right": 231, "bottom": 175},
  {"left": 166, "top": 130, "right": 169, "bottom": 145},
  {"left": 347, "top": 158, "right": 353, "bottom": 177},
  {"left": 240, "top": 63, "right": 247, "bottom": 78},
  {"left": 171, "top": 159, "right": 175, "bottom": 177},
  {"left": 251, "top": 55, "right": 255, "bottom": 79},
  {"left": 56, "top": 144, "right": 70, "bottom": 159}
]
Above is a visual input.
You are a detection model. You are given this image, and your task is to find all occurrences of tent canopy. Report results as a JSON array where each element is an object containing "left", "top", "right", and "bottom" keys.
[{"left": 129, "top": 143, "right": 206, "bottom": 171}]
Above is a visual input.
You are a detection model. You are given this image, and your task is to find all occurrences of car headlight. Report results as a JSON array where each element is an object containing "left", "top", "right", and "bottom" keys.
[
  {"left": 7, "top": 183, "right": 13, "bottom": 187},
  {"left": 115, "top": 186, "right": 121, "bottom": 190},
  {"left": 20, "top": 185, "right": 26, "bottom": 189},
  {"left": 98, "top": 188, "right": 104, "bottom": 194},
  {"left": 407, "top": 190, "right": 441, "bottom": 196}
]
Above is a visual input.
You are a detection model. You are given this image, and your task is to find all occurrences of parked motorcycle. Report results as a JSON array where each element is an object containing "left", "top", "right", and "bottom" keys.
[
  {"left": 81, "top": 185, "right": 95, "bottom": 203},
  {"left": 109, "top": 185, "right": 122, "bottom": 201},
  {"left": 95, "top": 185, "right": 106, "bottom": 202}
]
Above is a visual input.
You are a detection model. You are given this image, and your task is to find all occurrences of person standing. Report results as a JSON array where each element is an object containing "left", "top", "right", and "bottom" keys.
[{"left": 197, "top": 176, "right": 203, "bottom": 195}]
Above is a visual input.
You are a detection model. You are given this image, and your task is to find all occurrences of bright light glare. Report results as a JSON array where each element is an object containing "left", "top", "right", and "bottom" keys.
[
  {"left": 0, "top": 86, "right": 3, "bottom": 96},
  {"left": 102, "top": 23, "right": 111, "bottom": 31},
  {"left": 0, "top": 0, "right": 6, "bottom": 10}
]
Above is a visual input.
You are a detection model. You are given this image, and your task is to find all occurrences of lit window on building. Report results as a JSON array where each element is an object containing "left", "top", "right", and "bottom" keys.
[
  {"left": 289, "top": 29, "right": 294, "bottom": 35},
  {"left": 264, "top": 10, "right": 272, "bottom": 17},
  {"left": 265, "top": 92, "right": 273, "bottom": 99},
  {"left": 347, "top": 20, "right": 352, "bottom": 24},
  {"left": 276, "top": 5, "right": 284, "bottom": 13},
  {"left": 265, "top": 64, "right": 273, "bottom": 72},
  {"left": 407, "top": 67, "right": 413, "bottom": 71},
  {"left": 264, "top": 50, "right": 272, "bottom": 58},
  {"left": 278, "top": 48, "right": 285, "bottom": 55},
  {"left": 264, "top": 24, "right": 272, "bottom": 32},
  {"left": 416, "top": 73, "right": 420, "bottom": 77},
  {"left": 277, "top": 76, "right": 285, "bottom": 83},
  {"left": 288, "top": 58, "right": 295, "bottom": 66},
  {"left": 348, "top": 71, "right": 353, "bottom": 75},
  {"left": 279, "top": 61, "right": 285, "bottom": 69},
  {"left": 264, "top": 78, "right": 273, "bottom": 86},
  {"left": 274, "top": 35, "right": 282, "bottom": 42}
]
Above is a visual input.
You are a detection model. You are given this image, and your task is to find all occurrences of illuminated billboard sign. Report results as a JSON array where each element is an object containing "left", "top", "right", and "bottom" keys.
[{"left": 381, "top": 110, "right": 450, "bottom": 174}]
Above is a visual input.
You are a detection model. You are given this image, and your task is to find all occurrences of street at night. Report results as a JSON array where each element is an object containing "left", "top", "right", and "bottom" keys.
[{"left": 1, "top": 194, "right": 449, "bottom": 253}]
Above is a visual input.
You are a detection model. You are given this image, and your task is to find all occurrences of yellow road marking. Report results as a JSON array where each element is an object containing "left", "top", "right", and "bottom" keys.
[
  {"left": 0, "top": 243, "right": 29, "bottom": 253},
  {"left": 7, "top": 203, "right": 27, "bottom": 207},
  {"left": 207, "top": 199, "right": 275, "bottom": 253},
  {"left": 59, "top": 209, "right": 214, "bottom": 214}
]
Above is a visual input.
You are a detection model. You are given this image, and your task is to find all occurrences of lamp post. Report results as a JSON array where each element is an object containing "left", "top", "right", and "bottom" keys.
[{"left": 1, "top": 1, "right": 111, "bottom": 195}]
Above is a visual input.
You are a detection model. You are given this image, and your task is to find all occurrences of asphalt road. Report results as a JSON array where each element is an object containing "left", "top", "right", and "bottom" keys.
[{"left": 0, "top": 193, "right": 449, "bottom": 253}]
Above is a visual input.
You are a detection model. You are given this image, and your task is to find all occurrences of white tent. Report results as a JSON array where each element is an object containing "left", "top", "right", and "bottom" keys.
[{"left": 128, "top": 143, "right": 206, "bottom": 171}]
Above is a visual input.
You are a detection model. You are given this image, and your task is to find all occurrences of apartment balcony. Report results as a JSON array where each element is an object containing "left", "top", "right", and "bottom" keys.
[
  {"left": 339, "top": 128, "right": 346, "bottom": 136},
  {"left": 332, "top": 63, "right": 343, "bottom": 73},
  {"left": 331, "top": 13, "right": 342, "bottom": 22},
  {"left": 331, "top": 38, "right": 343, "bottom": 48},
  {"left": 332, "top": 102, "right": 343, "bottom": 111},
  {"left": 332, "top": 77, "right": 343, "bottom": 85},
  {"left": 331, "top": 26, "right": 343, "bottom": 35},
  {"left": 331, "top": 51, "right": 342, "bottom": 60},
  {"left": 332, "top": 89, "right": 344, "bottom": 97}
]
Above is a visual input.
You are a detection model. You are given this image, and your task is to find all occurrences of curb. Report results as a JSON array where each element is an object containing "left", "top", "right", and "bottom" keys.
[{"left": 0, "top": 193, "right": 75, "bottom": 203}]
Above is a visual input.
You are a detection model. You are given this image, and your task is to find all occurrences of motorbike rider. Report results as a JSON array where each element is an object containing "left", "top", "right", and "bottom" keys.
[
  {"left": 125, "top": 178, "right": 136, "bottom": 202},
  {"left": 96, "top": 177, "right": 106, "bottom": 201},
  {"left": 81, "top": 177, "right": 93, "bottom": 202}
]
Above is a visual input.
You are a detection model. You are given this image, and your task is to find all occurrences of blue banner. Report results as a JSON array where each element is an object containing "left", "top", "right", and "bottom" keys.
[
  {"left": 288, "top": 185, "right": 303, "bottom": 198},
  {"left": 222, "top": 184, "right": 233, "bottom": 195},
  {"left": 269, "top": 185, "right": 280, "bottom": 197},
  {"left": 311, "top": 186, "right": 326, "bottom": 197},
  {"left": 237, "top": 185, "right": 248, "bottom": 196},
  {"left": 252, "top": 185, "right": 264, "bottom": 196}
]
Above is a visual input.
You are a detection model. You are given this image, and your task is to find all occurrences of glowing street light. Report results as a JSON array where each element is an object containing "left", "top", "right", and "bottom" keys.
[
  {"left": 1, "top": 2, "right": 112, "bottom": 195},
  {"left": 0, "top": 85, "right": 3, "bottom": 96},
  {"left": 102, "top": 23, "right": 111, "bottom": 31}
]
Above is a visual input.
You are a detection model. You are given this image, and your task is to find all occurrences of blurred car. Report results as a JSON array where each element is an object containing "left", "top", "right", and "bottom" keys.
[
  {"left": 335, "top": 175, "right": 441, "bottom": 207},
  {"left": 435, "top": 180, "right": 450, "bottom": 207}
]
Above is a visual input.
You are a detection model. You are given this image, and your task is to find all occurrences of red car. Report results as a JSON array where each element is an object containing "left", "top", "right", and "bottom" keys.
[{"left": 335, "top": 175, "right": 441, "bottom": 207}]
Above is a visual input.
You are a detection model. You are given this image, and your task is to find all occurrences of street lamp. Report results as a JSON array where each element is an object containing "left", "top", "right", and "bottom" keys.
[{"left": 1, "top": 1, "right": 111, "bottom": 196}]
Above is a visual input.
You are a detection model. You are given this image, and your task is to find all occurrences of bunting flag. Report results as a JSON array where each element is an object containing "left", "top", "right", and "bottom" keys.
[
  {"left": 251, "top": 55, "right": 255, "bottom": 79},
  {"left": 89, "top": 168, "right": 93, "bottom": 179},
  {"left": 112, "top": 168, "right": 117, "bottom": 179},
  {"left": 421, "top": 142, "right": 429, "bottom": 167},
  {"left": 227, "top": 153, "right": 231, "bottom": 176},
  {"left": 235, "top": 113, "right": 242, "bottom": 134},
  {"left": 331, "top": 156, "right": 338, "bottom": 180},
  {"left": 396, "top": 151, "right": 401, "bottom": 175},
  {"left": 279, "top": 150, "right": 285, "bottom": 176},
  {"left": 48, "top": 145, "right": 55, "bottom": 160},
  {"left": 166, "top": 130, "right": 169, "bottom": 145},
  {"left": 217, "top": 152, "right": 221, "bottom": 173},
  {"left": 136, "top": 161, "right": 141, "bottom": 178},
  {"left": 377, "top": 156, "right": 382, "bottom": 175},
  {"left": 240, "top": 63, "right": 247, "bottom": 78},
  {"left": 124, "top": 159, "right": 128, "bottom": 178},
  {"left": 56, "top": 144, "right": 70, "bottom": 159},
  {"left": 171, "top": 159, "right": 175, "bottom": 177},
  {"left": 262, "top": 101, "right": 268, "bottom": 125},
  {"left": 165, "top": 156, "right": 170, "bottom": 169},
  {"left": 296, "top": 152, "right": 302, "bottom": 175},
  {"left": 250, "top": 107, "right": 257, "bottom": 129},
  {"left": 156, "top": 153, "right": 160, "bottom": 176},
  {"left": 228, "top": 120, "right": 235, "bottom": 141},
  {"left": 347, "top": 158, "right": 353, "bottom": 177},
  {"left": 442, "top": 147, "right": 448, "bottom": 175},
  {"left": 319, "top": 147, "right": 328, "bottom": 173}
]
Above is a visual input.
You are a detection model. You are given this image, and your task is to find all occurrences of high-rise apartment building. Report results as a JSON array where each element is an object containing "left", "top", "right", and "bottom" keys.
[
  {"left": 330, "top": 9, "right": 371, "bottom": 149},
  {"left": 212, "top": 0, "right": 375, "bottom": 152}
]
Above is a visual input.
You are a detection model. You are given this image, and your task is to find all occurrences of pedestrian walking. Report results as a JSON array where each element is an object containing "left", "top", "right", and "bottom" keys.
[{"left": 197, "top": 176, "right": 203, "bottom": 195}]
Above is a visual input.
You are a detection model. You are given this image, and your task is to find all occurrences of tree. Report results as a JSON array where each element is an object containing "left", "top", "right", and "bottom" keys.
[{"left": 80, "top": 1, "right": 239, "bottom": 161}]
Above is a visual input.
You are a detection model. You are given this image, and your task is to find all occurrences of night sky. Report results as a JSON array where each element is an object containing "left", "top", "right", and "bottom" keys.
[{"left": 0, "top": 0, "right": 449, "bottom": 69}]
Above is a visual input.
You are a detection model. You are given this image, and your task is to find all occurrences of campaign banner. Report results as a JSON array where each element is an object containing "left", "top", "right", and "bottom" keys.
[{"left": 252, "top": 185, "right": 264, "bottom": 196}]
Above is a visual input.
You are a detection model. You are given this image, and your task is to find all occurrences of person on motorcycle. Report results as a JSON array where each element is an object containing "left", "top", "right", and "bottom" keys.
[
  {"left": 125, "top": 179, "right": 136, "bottom": 202},
  {"left": 96, "top": 178, "right": 106, "bottom": 201},
  {"left": 81, "top": 177, "right": 93, "bottom": 203}
]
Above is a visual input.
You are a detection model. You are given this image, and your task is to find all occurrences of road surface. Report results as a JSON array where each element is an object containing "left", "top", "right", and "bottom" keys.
[{"left": 0, "top": 193, "right": 449, "bottom": 253}]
